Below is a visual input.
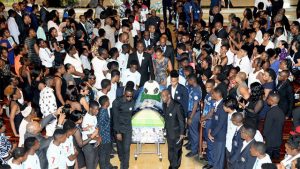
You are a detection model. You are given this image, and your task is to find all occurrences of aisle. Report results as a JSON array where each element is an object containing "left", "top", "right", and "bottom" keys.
[{"left": 109, "top": 142, "right": 204, "bottom": 169}]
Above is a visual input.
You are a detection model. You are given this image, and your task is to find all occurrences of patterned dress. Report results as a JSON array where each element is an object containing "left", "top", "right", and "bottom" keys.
[{"left": 153, "top": 57, "right": 169, "bottom": 85}]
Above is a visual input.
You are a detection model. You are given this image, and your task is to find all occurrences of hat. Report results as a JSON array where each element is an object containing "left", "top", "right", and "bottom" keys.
[{"left": 290, "top": 126, "right": 300, "bottom": 135}]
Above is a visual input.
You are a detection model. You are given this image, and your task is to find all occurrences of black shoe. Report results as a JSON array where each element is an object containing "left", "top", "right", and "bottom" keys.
[
  {"left": 110, "top": 166, "right": 118, "bottom": 169},
  {"left": 202, "top": 164, "right": 213, "bottom": 169},
  {"left": 199, "top": 156, "right": 208, "bottom": 161},
  {"left": 185, "top": 152, "right": 197, "bottom": 157},
  {"left": 110, "top": 154, "right": 115, "bottom": 159}
]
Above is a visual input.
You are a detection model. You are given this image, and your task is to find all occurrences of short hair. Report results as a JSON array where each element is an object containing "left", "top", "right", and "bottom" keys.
[
  {"left": 63, "top": 120, "right": 76, "bottom": 131},
  {"left": 124, "top": 86, "right": 134, "bottom": 94},
  {"left": 98, "top": 48, "right": 107, "bottom": 55},
  {"left": 99, "top": 95, "right": 109, "bottom": 106},
  {"left": 184, "top": 66, "right": 194, "bottom": 74},
  {"left": 12, "top": 147, "right": 26, "bottom": 159},
  {"left": 206, "top": 79, "right": 215, "bottom": 86},
  {"left": 24, "top": 137, "right": 38, "bottom": 152},
  {"left": 232, "top": 112, "right": 244, "bottom": 123},
  {"left": 111, "top": 69, "right": 120, "bottom": 78},
  {"left": 67, "top": 110, "right": 84, "bottom": 122},
  {"left": 170, "top": 70, "right": 179, "bottom": 78},
  {"left": 265, "top": 68, "right": 276, "bottom": 81},
  {"left": 223, "top": 97, "right": 238, "bottom": 110},
  {"left": 53, "top": 129, "right": 66, "bottom": 140},
  {"left": 122, "top": 44, "right": 130, "bottom": 51},
  {"left": 98, "top": 28, "right": 106, "bottom": 37},
  {"left": 130, "top": 60, "right": 139, "bottom": 66},
  {"left": 177, "top": 43, "right": 186, "bottom": 51},
  {"left": 109, "top": 47, "right": 118, "bottom": 57},
  {"left": 101, "top": 79, "right": 111, "bottom": 89},
  {"left": 251, "top": 141, "right": 266, "bottom": 155},
  {"left": 212, "top": 87, "right": 223, "bottom": 97},
  {"left": 268, "top": 91, "right": 280, "bottom": 103},
  {"left": 89, "top": 100, "right": 100, "bottom": 109},
  {"left": 187, "top": 74, "right": 197, "bottom": 81},
  {"left": 242, "top": 125, "right": 256, "bottom": 139}
]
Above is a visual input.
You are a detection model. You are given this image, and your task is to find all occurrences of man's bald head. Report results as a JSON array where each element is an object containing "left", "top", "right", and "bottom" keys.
[
  {"left": 26, "top": 121, "right": 41, "bottom": 135},
  {"left": 160, "top": 37, "right": 167, "bottom": 47},
  {"left": 161, "top": 89, "right": 171, "bottom": 104}
]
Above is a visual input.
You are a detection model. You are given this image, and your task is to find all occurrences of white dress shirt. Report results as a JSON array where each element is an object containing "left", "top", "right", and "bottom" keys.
[
  {"left": 115, "top": 41, "right": 124, "bottom": 52},
  {"left": 137, "top": 52, "right": 143, "bottom": 66},
  {"left": 264, "top": 41, "right": 275, "bottom": 51},
  {"left": 82, "top": 113, "right": 97, "bottom": 143},
  {"left": 252, "top": 154, "right": 272, "bottom": 169},
  {"left": 64, "top": 53, "right": 84, "bottom": 79},
  {"left": 39, "top": 47, "right": 55, "bottom": 68},
  {"left": 61, "top": 136, "right": 76, "bottom": 166},
  {"left": 255, "top": 30, "right": 263, "bottom": 44},
  {"left": 226, "top": 49, "right": 235, "bottom": 65},
  {"left": 144, "top": 39, "right": 151, "bottom": 47},
  {"left": 241, "top": 139, "right": 253, "bottom": 152},
  {"left": 226, "top": 111, "right": 237, "bottom": 152},
  {"left": 171, "top": 85, "right": 178, "bottom": 99}
]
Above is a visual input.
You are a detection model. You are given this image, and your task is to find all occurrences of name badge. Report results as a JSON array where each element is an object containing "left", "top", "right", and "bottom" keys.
[
  {"left": 177, "top": 96, "right": 181, "bottom": 100},
  {"left": 215, "top": 115, "right": 218, "bottom": 120},
  {"left": 241, "top": 157, "right": 245, "bottom": 162},
  {"left": 234, "top": 141, "right": 238, "bottom": 147},
  {"left": 169, "top": 113, "right": 172, "bottom": 117},
  {"left": 129, "top": 107, "right": 132, "bottom": 111}
]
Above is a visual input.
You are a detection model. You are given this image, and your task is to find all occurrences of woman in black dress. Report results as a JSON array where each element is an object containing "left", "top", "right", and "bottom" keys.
[
  {"left": 240, "top": 82, "right": 264, "bottom": 130},
  {"left": 54, "top": 64, "right": 67, "bottom": 107}
]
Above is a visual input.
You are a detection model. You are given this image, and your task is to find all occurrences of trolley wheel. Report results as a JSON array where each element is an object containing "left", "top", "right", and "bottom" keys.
[
  {"left": 135, "top": 157, "right": 138, "bottom": 160},
  {"left": 134, "top": 155, "right": 138, "bottom": 161},
  {"left": 159, "top": 154, "right": 162, "bottom": 162}
]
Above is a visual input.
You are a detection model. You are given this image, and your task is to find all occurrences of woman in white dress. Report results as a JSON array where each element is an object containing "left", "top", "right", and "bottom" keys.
[{"left": 248, "top": 58, "right": 264, "bottom": 88}]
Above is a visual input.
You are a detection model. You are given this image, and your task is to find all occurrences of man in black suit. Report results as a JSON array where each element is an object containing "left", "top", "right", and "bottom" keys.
[
  {"left": 263, "top": 92, "right": 285, "bottom": 160},
  {"left": 40, "top": 0, "right": 49, "bottom": 33},
  {"left": 206, "top": 87, "right": 228, "bottom": 169},
  {"left": 214, "top": 21, "right": 228, "bottom": 39},
  {"left": 167, "top": 70, "right": 189, "bottom": 117},
  {"left": 159, "top": 37, "right": 175, "bottom": 67},
  {"left": 277, "top": 70, "right": 294, "bottom": 118},
  {"left": 162, "top": 89, "right": 185, "bottom": 169},
  {"left": 127, "top": 41, "right": 155, "bottom": 86},
  {"left": 209, "top": 5, "right": 223, "bottom": 29},
  {"left": 77, "top": 15, "right": 89, "bottom": 42},
  {"left": 229, "top": 112, "right": 244, "bottom": 168},
  {"left": 233, "top": 125, "right": 256, "bottom": 169},
  {"left": 142, "top": 31, "right": 154, "bottom": 48}
]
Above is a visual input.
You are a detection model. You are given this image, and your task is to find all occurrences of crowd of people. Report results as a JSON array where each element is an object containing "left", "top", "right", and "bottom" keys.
[{"left": 0, "top": 0, "right": 300, "bottom": 168}]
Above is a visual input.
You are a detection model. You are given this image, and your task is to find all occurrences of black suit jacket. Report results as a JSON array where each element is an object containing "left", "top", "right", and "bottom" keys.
[
  {"left": 210, "top": 101, "right": 228, "bottom": 142},
  {"left": 277, "top": 80, "right": 294, "bottom": 117},
  {"left": 163, "top": 100, "right": 185, "bottom": 140},
  {"left": 167, "top": 84, "right": 189, "bottom": 116},
  {"left": 40, "top": 7, "right": 49, "bottom": 32},
  {"left": 127, "top": 52, "right": 155, "bottom": 86},
  {"left": 233, "top": 139, "right": 256, "bottom": 169},
  {"left": 159, "top": 45, "right": 175, "bottom": 67},
  {"left": 263, "top": 105, "right": 285, "bottom": 148},
  {"left": 216, "top": 28, "right": 228, "bottom": 39},
  {"left": 77, "top": 22, "right": 88, "bottom": 41}
]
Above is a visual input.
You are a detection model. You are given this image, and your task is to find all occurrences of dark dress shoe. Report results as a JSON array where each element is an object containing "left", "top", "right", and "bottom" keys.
[
  {"left": 186, "top": 146, "right": 191, "bottom": 150},
  {"left": 185, "top": 152, "right": 197, "bottom": 157},
  {"left": 202, "top": 164, "right": 213, "bottom": 169},
  {"left": 184, "top": 142, "right": 190, "bottom": 147},
  {"left": 110, "top": 166, "right": 118, "bottom": 169}
]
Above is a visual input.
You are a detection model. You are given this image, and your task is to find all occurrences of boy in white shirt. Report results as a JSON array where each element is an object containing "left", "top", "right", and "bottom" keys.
[
  {"left": 23, "top": 137, "right": 41, "bottom": 169},
  {"left": 250, "top": 141, "right": 272, "bottom": 169},
  {"left": 81, "top": 101, "right": 101, "bottom": 169},
  {"left": 38, "top": 39, "right": 55, "bottom": 68},
  {"left": 7, "top": 147, "right": 28, "bottom": 169},
  {"left": 117, "top": 44, "right": 130, "bottom": 74},
  {"left": 121, "top": 60, "right": 141, "bottom": 89},
  {"left": 47, "top": 129, "right": 67, "bottom": 169},
  {"left": 62, "top": 120, "right": 79, "bottom": 169}
]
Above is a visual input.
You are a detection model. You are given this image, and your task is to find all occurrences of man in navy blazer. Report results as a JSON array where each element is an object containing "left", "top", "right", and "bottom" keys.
[
  {"left": 233, "top": 125, "right": 257, "bottom": 169},
  {"left": 229, "top": 112, "right": 244, "bottom": 168},
  {"left": 207, "top": 87, "right": 228, "bottom": 169},
  {"left": 167, "top": 70, "right": 189, "bottom": 117}
]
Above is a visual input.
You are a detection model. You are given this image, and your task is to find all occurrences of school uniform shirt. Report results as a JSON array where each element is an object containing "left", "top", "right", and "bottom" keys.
[
  {"left": 23, "top": 153, "right": 41, "bottom": 169},
  {"left": 241, "top": 139, "right": 253, "bottom": 152},
  {"left": 226, "top": 111, "right": 237, "bottom": 152},
  {"left": 252, "top": 154, "right": 272, "bottom": 169},
  {"left": 61, "top": 136, "right": 75, "bottom": 167},
  {"left": 7, "top": 158, "right": 24, "bottom": 169},
  {"left": 82, "top": 113, "right": 97, "bottom": 144},
  {"left": 91, "top": 57, "right": 108, "bottom": 89},
  {"left": 39, "top": 47, "right": 54, "bottom": 68},
  {"left": 226, "top": 49, "right": 235, "bottom": 65},
  {"left": 97, "top": 108, "right": 111, "bottom": 144},
  {"left": 121, "top": 68, "right": 141, "bottom": 89},
  {"left": 118, "top": 53, "right": 129, "bottom": 73},
  {"left": 47, "top": 141, "right": 66, "bottom": 169},
  {"left": 64, "top": 53, "right": 84, "bottom": 79},
  {"left": 107, "top": 82, "right": 117, "bottom": 109}
]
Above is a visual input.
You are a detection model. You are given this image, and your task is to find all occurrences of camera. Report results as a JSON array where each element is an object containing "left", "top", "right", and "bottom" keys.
[{"left": 62, "top": 104, "right": 71, "bottom": 115}]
